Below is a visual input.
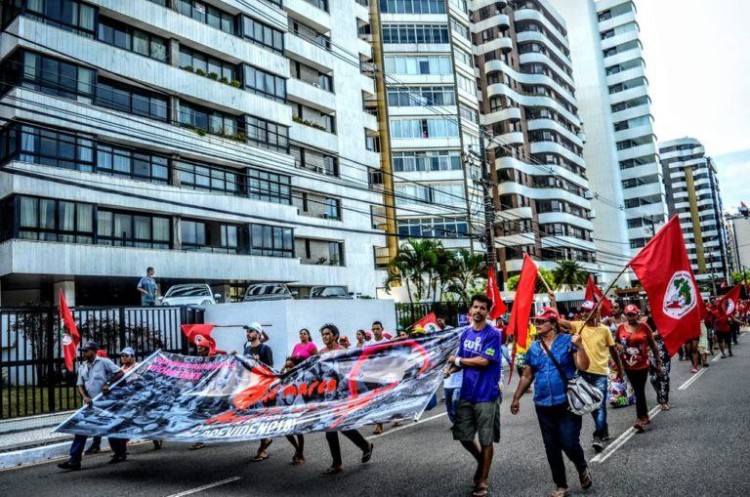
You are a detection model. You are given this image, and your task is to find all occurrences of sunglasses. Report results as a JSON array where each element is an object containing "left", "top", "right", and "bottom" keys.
[{"left": 536, "top": 319, "right": 556, "bottom": 324}]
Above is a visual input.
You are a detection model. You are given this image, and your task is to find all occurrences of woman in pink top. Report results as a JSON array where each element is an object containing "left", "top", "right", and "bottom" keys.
[{"left": 291, "top": 328, "right": 318, "bottom": 360}]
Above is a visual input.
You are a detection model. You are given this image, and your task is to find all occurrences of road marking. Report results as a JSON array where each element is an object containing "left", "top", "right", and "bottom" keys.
[
  {"left": 712, "top": 353, "right": 723, "bottom": 362},
  {"left": 592, "top": 405, "right": 661, "bottom": 464},
  {"left": 367, "top": 412, "right": 446, "bottom": 440},
  {"left": 678, "top": 368, "right": 708, "bottom": 390},
  {"left": 166, "top": 476, "right": 241, "bottom": 497}
]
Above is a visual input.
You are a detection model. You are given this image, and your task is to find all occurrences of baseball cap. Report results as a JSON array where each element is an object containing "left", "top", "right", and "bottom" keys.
[
  {"left": 581, "top": 300, "right": 596, "bottom": 311},
  {"left": 243, "top": 322, "right": 263, "bottom": 332},
  {"left": 120, "top": 347, "right": 135, "bottom": 356},
  {"left": 339, "top": 336, "right": 351, "bottom": 347},
  {"left": 194, "top": 334, "right": 217, "bottom": 352},
  {"left": 624, "top": 304, "right": 640, "bottom": 315},
  {"left": 535, "top": 307, "right": 559, "bottom": 321},
  {"left": 81, "top": 341, "right": 99, "bottom": 351}
]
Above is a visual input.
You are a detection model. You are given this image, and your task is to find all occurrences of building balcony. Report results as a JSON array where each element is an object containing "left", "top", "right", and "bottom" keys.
[
  {"left": 284, "top": 0, "right": 332, "bottom": 34},
  {"left": 287, "top": 78, "right": 336, "bottom": 113},
  {"left": 475, "top": 36, "right": 513, "bottom": 55},
  {"left": 481, "top": 107, "right": 522, "bottom": 125},
  {"left": 471, "top": 14, "right": 510, "bottom": 34},
  {"left": 289, "top": 122, "right": 338, "bottom": 153},
  {"left": 286, "top": 34, "right": 334, "bottom": 72}
]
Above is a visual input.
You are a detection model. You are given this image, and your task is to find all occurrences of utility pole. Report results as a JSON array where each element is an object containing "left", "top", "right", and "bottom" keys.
[
  {"left": 708, "top": 251, "right": 717, "bottom": 296},
  {"left": 480, "top": 134, "right": 497, "bottom": 282}
]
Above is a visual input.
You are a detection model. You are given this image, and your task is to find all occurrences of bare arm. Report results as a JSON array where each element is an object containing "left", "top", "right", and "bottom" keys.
[
  {"left": 510, "top": 366, "right": 534, "bottom": 414},
  {"left": 609, "top": 346, "right": 625, "bottom": 378},
  {"left": 643, "top": 324, "right": 663, "bottom": 371},
  {"left": 447, "top": 354, "right": 490, "bottom": 368},
  {"left": 571, "top": 334, "right": 590, "bottom": 371}
]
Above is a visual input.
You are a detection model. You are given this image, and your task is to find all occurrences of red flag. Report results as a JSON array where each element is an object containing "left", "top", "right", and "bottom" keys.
[
  {"left": 717, "top": 285, "right": 742, "bottom": 317},
  {"left": 486, "top": 266, "right": 508, "bottom": 320},
  {"left": 59, "top": 289, "right": 80, "bottom": 371},
  {"left": 629, "top": 216, "right": 701, "bottom": 356},
  {"left": 180, "top": 324, "right": 217, "bottom": 344},
  {"left": 584, "top": 275, "right": 612, "bottom": 317},
  {"left": 506, "top": 255, "right": 537, "bottom": 350},
  {"left": 412, "top": 312, "right": 439, "bottom": 333}
]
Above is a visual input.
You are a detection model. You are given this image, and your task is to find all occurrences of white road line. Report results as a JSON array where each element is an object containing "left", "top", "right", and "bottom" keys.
[
  {"left": 712, "top": 353, "right": 723, "bottom": 362},
  {"left": 592, "top": 405, "right": 662, "bottom": 464},
  {"left": 165, "top": 477, "right": 241, "bottom": 497},
  {"left": 367, "top": 412, "right": 446, "bottom": 440},
  {"left": 678, "top": 368, "right": 708, "bottom": 390}
]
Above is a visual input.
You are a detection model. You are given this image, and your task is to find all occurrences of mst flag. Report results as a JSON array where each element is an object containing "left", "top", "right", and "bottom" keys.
[
  {"left": 54, "top": 331, "right": 460, "bottom": 442},
  {"left": 506, "top": 255, "right": 537, "bottom": 350},
  {"left": 486, "top": 265, "right": 508, "bottom": 319},
  {"left": 59, "top": 289, "right": 80, "bottom": 371},
  {"left": 412, "top": 312, "right": 439, "bottom": 333},
  {"left": 585, "top": 275, "right": 612, "bottom": 317},
  {"left": 629, "top": 216, "right": 701, "bottom": 356},
  {"left": 717, "top": 285, "right": 742, "bottom": 317}
]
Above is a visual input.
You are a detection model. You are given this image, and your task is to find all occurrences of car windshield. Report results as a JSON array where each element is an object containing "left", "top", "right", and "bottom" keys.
[
  {"left": 247, "top": 285, "right": 286, "bottom": 296},
  {"left": 311, "top": 286, "right": 347, "bottom": 297},
  {"left": 165, "top": 286, "right": 210, "bottom": 297}
]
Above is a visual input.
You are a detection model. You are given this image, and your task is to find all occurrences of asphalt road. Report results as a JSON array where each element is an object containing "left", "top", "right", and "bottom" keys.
[{"left": 2, "top": 333, "right": 749, "bottom": 497}]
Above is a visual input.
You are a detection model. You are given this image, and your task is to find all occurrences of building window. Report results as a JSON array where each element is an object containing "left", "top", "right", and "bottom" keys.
[
  {"left": 244, "top": 65, "right": 286, "bottom": 101},
  {"left": 328, "top": 241, "right": 343, "bottom": 265},
  {"left": 384, "top": 55, "right": 452, "bottom": 75},
  {"left": 179, "top": 46, "right": 237, "bottom": 82},
  {"left": 175, "top": 0, "right": 236, "bottom": 34},
  {"left": 324, "top": 197, "right": 340, "bottom": 219},
  {"left": 24, "top": 0, "right": 96, "bottom": 37},
  {"left": 179, "top": 101, "right": 241, "bottom": 137},
  {"left": 389, "top": 118, "right": 459, "bottom": 139},
  {"left": 10, "top": 124, "right": 94, "bottom": 172},
  {"left": 249, "top": 223, "right": 294, "bottom": 258},
  {"left": 1, "top": 50, "right": 95, "bottom": 102},
  {"left": 241, "top": 15, "right": 284, "bottom": 53},
  {"left": 96, "top": 77, "right": 169, "bottom": 121},
  {"left": 16, "top": 196, "right": 94, "bottom": 243},
  {"left": 246, "top": 116, "right": 289, "bottom": 152},
  {"left": 98, "top": 17, "right": 168, "bottom": 62},
  {"left": 97, "top": 210, "right": 171, "bottom": 249},
  {"left": 97, "top": 144, "right": 168, "bottom": 183},
  {"left": 292, "top": 146, "right": 338, "bottom": 177},
  {"left": 460, "top": 105, "right": 478, "bottom": 124},
  {"left": 380, "top": 0, "right": 446, "bottom": 14},
  {"left": 381, "top": 24, "right": 450, "bottom": 44},
  {"left": 449, "top": 18, "right": 470, "bottom": 40},
  {"left": 288, "top": 19, "right": 330, "bottom": 49},
  {"left": 181, "top": 219, "right": 239, "bottom": 253},
  {"left": 387, "top": 86, "right": 455, "bottom": 106},
  {"left": 176, "top": 160, "right": 240, "bottom": 194},
  {"left": 397, "top": 216, "right": 468, "bottom": 238},
  {"left": 247, "top": 168, "right": 292, "bottom": 204},
  {"left": 393, "top": 150, "right": 461, "bottom": 172}
]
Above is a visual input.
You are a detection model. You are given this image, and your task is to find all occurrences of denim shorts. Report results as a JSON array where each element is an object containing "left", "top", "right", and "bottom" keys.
[{"left": 453, "top": 398, "right": 501, "bottom": 446}]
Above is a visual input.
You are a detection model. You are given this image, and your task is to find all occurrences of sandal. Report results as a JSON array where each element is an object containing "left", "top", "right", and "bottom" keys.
[
  {"left": 373, "top": 423, "right": 383, "bottom": 435},
  {"left": 189, "top": 442, "right": 205, "bottom": 450},
  {"left": 633, "top": 421, "right": 645, "bottom": 433},
  {"left": 579, "top": 467, "right": 593, "bottom": 489},
  {"left": 250, "top": 452, "right": 269, "bottom": 462},
  {"left": 322, "top": 466, "right": 343, "bottom": 475},
  {"left": 472, "top": 485, "right": 489, "bottom": 497},
  {"left": 292, "top": 454, "right": 305, "bottom": 466},
  {"left": 661, "top": 403, "right": 670, "bottom": 411},
  {"left": 548, "top": 490, "right": 569, "bottom": 497}
]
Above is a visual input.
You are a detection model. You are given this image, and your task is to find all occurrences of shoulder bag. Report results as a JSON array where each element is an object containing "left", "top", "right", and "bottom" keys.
[{"left": 540, "top": 338, "right": 603, "bottom": 416}]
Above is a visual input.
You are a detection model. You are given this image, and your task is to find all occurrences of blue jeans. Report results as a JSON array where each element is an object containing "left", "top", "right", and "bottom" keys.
[
  {"left": 535, "top": 403, "right": 587, "bottom": 489},
  {"left": 444, "top": 387, "right": 460, "bottom": 424},
  {"left": 581, "top": 371, "right": 609, "bottom": 439},
  {"left": 69, "top": 435, "right": 127, "bottom": 464}
]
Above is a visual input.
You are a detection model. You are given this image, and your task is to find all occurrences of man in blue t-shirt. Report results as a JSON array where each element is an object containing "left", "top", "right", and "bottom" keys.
[
  {"left": 445, "top": 294, "right": 502, "bottom": 497},
  {"left": 137, "top": 267, "right": 158, "bottom": 306}
]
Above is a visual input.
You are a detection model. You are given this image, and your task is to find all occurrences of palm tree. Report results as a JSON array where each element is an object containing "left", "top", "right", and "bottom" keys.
[
  {"left": 384, "top": 238, "right": 443, "bottom": 302},
  {"left": 552, "top": 260, "right": 587, "bottom": 291},
  {"left": 505, "top": 267, "right": 556, "bottom": 293},
  {"left": 442, "top": 248, "right": 486, "bottom": 304}
]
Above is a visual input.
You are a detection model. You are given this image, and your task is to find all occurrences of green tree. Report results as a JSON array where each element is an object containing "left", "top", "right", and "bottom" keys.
[
  {"left": 504, "top": 267, "right": 556, "bottom": 293},
  {"left": 442, "top": 248, "right": 486, "bottom": 304},
  {"left": 731, "top": 270, "right": 750, "bottom": 285},
  {"left": 384, "top": 238, "right": 443, "bottom": 303},
  {"left": 552, "top": 260, "right": 587, "bottom": 291}
]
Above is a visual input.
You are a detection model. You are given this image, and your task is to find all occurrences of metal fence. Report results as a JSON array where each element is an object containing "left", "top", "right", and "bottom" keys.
[
  {"left": 395, "top": 302, "right": 469, "bottom": 329},
  {"left": 0, "top": 305, "right": 202, "bottom": 419}
]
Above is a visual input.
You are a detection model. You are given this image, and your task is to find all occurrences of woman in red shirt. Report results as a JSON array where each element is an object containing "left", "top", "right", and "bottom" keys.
[{"left": 615, "top": 304, "right": 662, "bottom": 431}]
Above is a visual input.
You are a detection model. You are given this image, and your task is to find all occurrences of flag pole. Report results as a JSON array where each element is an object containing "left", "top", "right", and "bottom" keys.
[
  {"left": 580, "top": 263, "right": 631, "bottom": 324},
  {"left": 536, "top": 270, "right": 553, "bottom": 293}
]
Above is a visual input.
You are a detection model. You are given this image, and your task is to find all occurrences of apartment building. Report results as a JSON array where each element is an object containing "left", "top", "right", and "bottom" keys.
[
  {"left": 472, "top": 0, "right": 597, "bottom": 282},
  {"left": 374, "top": 0, "right": 485, "bottom": 254},
  {"left": 660, "top": 138, "right": 729, "bottom": 284},
  {"left": 554, "top": 0, "right": 668, "bottom": 282},
  {"left": 0, "top": 0, "right": 384, "bottom": 305}
]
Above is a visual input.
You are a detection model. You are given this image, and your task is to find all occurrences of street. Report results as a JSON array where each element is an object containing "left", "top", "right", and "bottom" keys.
[{"left": 2, "top": 335, "right": 749, "bottom": 497}]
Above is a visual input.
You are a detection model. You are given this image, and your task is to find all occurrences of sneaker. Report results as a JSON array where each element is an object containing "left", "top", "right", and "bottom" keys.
[
  {"left": 108, "top": 454, "right": 127, "bottom": 464},
  {"left": 691, "top": 367, "right": 698, "bottom": 373},
  {"left": 602, "top": 431, "right": 611, "bottom": 442},
  {"left": 361, "top": 443, "right": 374, "bottom": 464},
  {"left": 84, "top": 447, "right": 101, "bottom": 455},
  {"left": 592, "top": 437, "right": 604, "bottom": 453},
  {"left": 57, "top": 461, "right": 81, "bottom": 471}
]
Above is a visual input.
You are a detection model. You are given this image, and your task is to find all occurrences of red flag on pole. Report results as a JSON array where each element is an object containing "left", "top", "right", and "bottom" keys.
[
  {"left": 628, "top": 216, "right": 701, "bottom": 356},
  {"left": 584, "top": 275, "right": 612, "bottom": 317},
  {"left": 486, "top": 266, "right": 507, "bottom": 320},
  {"left": 717, "top": 285, "right": 742, "bottom": 317},
  {"left": 59, "top": 289, "right": 80, "bottom": 372},
  {"left": 411, "top": 312, "right": 439, "bottom": 333},
  {"left": 506, "top": 255, "right": 538, "bottom": 350}
]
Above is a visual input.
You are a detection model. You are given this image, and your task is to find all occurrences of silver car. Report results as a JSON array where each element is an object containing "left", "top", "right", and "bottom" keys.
[
  {"left": 160, "top": 284, "right": 221, "bottom": 307},
  {"left": 243, "top": 283, "right": 296, "bottom": 302}
]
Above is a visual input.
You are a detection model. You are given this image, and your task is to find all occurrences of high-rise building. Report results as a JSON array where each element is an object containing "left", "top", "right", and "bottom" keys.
[
  {"left": 472, "top": 0, "right": 597, "bottom": 282},
  {"left": 660, "top": 138, "right": 729, "bottom": 285},
  {"left": 0, "top": 0, "right": 385, "bottom": 305},
  {"left": 553, "top": 0, "right": 668, "bottom": 283},
  {"left": 725, "top": 213, "right": 750, "bottom": 279},
  {"left": 374, "top": 0, "right": 485, "bottom": 255}
]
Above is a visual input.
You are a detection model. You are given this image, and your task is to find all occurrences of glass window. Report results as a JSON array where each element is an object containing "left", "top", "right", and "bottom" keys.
[
  {"left": 241, "top": 16, "right": 284, "bottom": 53},
  {"left": 246, "top": 116, "right": 289, "bottom": 152},
  {"left": 179, "top": 46, "right": 237, "bottom": 81},
  {"left": 176, "top": 160, "right": 240, "bottom": 195},
  {"left": 175, "top": 0, "right": 235, "bottom": 34},
  {"left": 14, "top": 195, "right": 95, "bottom": 242},
  {"left": 243, "top": 65, "right": 286, "bottom": 101},
  {"left": 249, "top": 223, "right": 294, "bottom": 258},
  {"left": 247, "top": 168, "right": 291, "bottom": 204},
  {"left": 98, "top": 17, "right": 169, "bottom": 62},
  {"left": 97, "top": 209, "right": 171, "bottom": 249}
]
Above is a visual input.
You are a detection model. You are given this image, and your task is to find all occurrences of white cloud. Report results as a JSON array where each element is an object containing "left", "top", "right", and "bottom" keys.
[{"left": 714, "top": 150, "right": 750, "bottom": 213}]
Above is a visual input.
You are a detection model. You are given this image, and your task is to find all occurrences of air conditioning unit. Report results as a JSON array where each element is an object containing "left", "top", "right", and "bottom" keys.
[{"left": 587, "top": 210, "right": 597, "bottom": 220}]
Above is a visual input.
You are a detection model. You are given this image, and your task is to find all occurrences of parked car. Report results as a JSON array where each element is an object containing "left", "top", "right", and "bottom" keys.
[
  {"left": 308, "top": 286, "right": 352, "bottom": 299},
  {"left": 159, "top": 284, "right": 221, "bottom": 307},
  {"left": 243, "top": 283, "right": 296, "bottom": 302}
]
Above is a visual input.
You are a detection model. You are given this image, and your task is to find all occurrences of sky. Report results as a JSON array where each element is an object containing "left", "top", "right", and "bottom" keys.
[{"left": 635, "top": 0, "right": 750, "bottom": 213}]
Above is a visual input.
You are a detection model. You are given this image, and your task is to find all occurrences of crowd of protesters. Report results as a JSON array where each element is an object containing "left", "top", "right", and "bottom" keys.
[{"left": 54, "top": 287, "right": 748, "bottom": 497}]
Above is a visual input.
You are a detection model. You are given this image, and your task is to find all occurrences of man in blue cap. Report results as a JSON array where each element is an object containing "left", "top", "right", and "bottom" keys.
[{"left": 57, "top": 341, "right": 127, "bottom": 470}]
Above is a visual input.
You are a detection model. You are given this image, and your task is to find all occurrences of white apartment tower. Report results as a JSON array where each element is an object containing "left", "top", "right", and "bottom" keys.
[
  {"left": 472, "top": 0, "right": 597, "bottom": 282},
  {"left": 375, "top": 0, "right": 485, "bottom": 252},
  {"left": 0, "top": 0, "right": 385, "bottom": 305},
  {"left": 660, "top": 138, "right": 729, "bottom": 285},
  {"left": 553, "top": 0, "right": 668, "bottom": 282}
]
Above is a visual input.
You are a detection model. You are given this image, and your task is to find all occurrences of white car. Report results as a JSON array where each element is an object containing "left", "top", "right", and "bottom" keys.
[{"left": 159, "top": 284, "right": 221, "bottom": 307}]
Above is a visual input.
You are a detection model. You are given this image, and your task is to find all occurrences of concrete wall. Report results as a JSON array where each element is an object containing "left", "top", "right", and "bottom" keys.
[{"left": 203, "top": 299, "right": 396, "bottom": 369}]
